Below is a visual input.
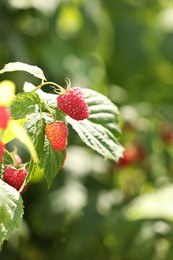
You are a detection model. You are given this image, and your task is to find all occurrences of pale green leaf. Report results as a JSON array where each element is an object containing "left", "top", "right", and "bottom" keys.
[
  {"left": 0, "top": 80, "right": 15, "bottom": 106},
  {"left": 0, "top": 179, "right": 23, "bottom": 247},
  {"left": 67, "top": 117, "right": 123, "bottom": 161},
  {"left": 0, "top": 62, "right": 46, "bottom": 81}
]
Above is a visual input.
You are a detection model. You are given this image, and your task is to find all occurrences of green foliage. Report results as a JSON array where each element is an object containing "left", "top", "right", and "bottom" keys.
[
  {"left": 10, "top": 92, "right": 43, "bottom": 119},
  {"left": 1, "top": 0, "right": 173, "bottom": 259},
  {"left": 0, "top": 180, "right": 23, "bottom": 248}
]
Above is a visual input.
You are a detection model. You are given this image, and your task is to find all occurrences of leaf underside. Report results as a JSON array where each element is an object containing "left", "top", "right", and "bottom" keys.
[{"left": 0, "top": 62, "right": 46, "bottom": 81}]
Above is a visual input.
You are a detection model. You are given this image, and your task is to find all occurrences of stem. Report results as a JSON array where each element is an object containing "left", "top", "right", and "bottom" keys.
[
  {"left": 43, "top": 101, "right": 56, "bottom": 121},
  {"left": 19, "top": 178, "right": 27, "bottom": 194},
  {"left": 32, "top": 81, "right": 66, "bottom": 94}
]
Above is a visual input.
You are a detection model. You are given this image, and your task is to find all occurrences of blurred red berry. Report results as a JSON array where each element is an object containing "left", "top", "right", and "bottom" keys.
[
  {"left": 0, "top": 106, "right": 11, "bottom": 129},
  {"left": 118, "top": 143, "right": 145, "bottom": 167},
  {"left": 161, "top": 128, "right": 173, "bottom": 145}
]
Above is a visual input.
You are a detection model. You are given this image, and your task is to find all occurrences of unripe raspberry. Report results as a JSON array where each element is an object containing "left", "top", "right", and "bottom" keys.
[
  {"left": 0, "top": 106, "right": 11, "bottom": 129},
  {"left": 57, "top": 87, "right": 89, "bottom": 120}
]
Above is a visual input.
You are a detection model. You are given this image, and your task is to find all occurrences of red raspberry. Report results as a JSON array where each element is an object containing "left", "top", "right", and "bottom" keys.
[
  {"left": 3, "top": 166, "right": 28, "bottom": 192},
  {"left": 0, "top": 106, "right": 11, "bottom": 129},
  {"left": 45, "top": 122, "right": 68, "bottom": 150},
  {"left": 0, "top": 141, "right": 4, "bottom": 163},
  {"left": 57, "top": 87, "right": 89, "bottom": 120}
]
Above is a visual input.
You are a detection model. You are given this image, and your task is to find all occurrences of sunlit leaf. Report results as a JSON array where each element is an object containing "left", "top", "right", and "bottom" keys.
[
  {"left": 10, "top": 92, "right": 43, "bottom": 119},
  {"left": 0, "top": 62, "right": 46, "bottom": 81},
  {"left": 0, "top": 80, "right": 15, "bottom": 106},
  {"left": 0, "top": 179, "right": 23, "bottom": 247}
]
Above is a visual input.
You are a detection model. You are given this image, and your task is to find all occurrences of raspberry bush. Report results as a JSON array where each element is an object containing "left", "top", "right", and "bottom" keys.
[{"left": 0, "top": 62, "right": 123, "bottom": 247}]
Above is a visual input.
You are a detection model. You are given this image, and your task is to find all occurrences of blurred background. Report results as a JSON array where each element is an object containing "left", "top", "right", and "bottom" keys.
[{"left": 1, "top": 0, "right": 173, "bottom": 259}]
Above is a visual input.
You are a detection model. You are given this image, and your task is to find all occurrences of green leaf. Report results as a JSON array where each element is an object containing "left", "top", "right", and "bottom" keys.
[
  {"left": 0, "top": 62, "right": 46, "bottom": 81},
  {"left": 0, "top": 179, "right": 24, "bottom": 247},
  {"left": 84, "top": 88, "right": 121, "bottom": 135},
  {"left": 25, "top": 116, "right": 46, "bottom": 180},
  {"left": 67, "top": 88, "right": 124, "bottom": 161},
  {"left": 10, "top": 92, "right": 43, "bottom": 119},
  {"left": 26, "top": 115, "right": 46, "bottom": 158},
  {"left": 67, "top": 117, "right": 123, "bottom": 161},
  {"left": 40, "top": 139, "right": 66, "bottom": 187}
]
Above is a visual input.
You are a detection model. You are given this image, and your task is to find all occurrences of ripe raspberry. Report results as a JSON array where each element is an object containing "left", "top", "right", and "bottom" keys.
[
  {"left": 0, "top": 141, "right": 4, "bottom": 163},
  {"left": 3, "top": 166, "right": 28, "bottom": 192},
  {"left": 45, "top": 122, "right": 68, "bottom": 150},
  {"left": 57, "top": 87, "right": 89, "bottom": 120},
  {"left": 0, "top": 106, "right": 11, "bottom": 129}
]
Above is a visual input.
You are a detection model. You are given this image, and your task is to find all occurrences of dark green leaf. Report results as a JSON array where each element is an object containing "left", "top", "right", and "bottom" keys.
[{"left": 40, "top": 139, "right": 66, "bottom": 187}]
